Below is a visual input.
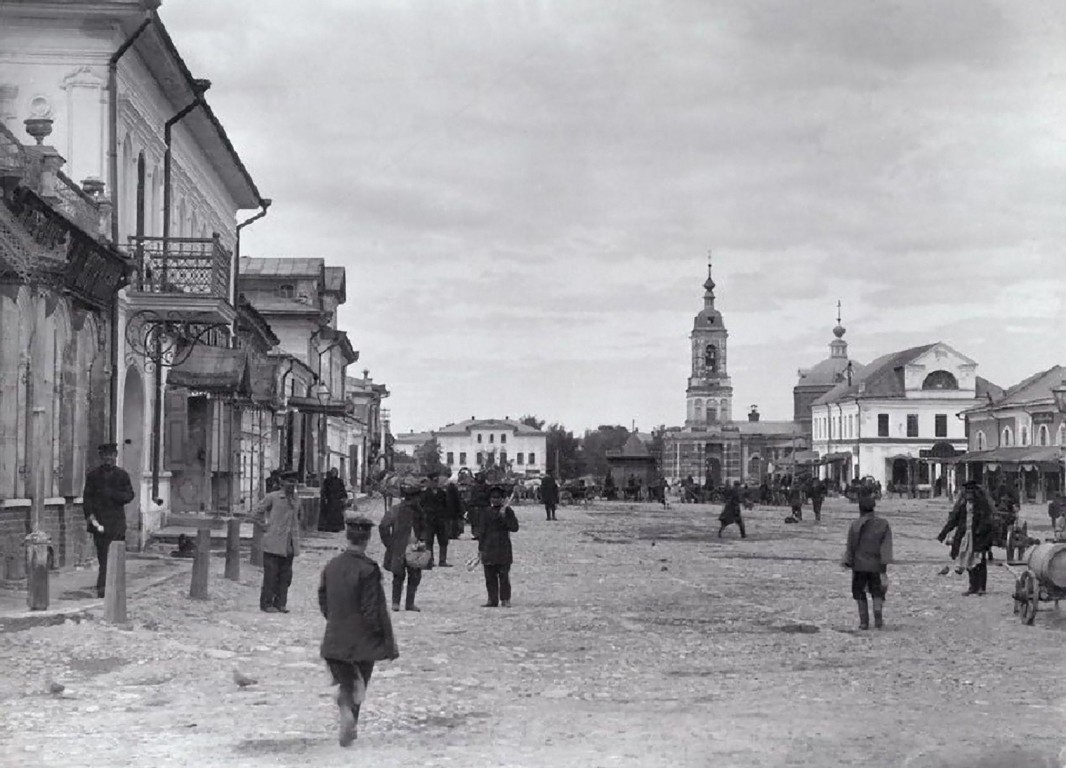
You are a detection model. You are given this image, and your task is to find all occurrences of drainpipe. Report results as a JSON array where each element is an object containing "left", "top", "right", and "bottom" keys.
[
  {"left": 107, "top": 12, "right": 153, "bottom": 441},
  {"left": 233, "top": 198, "right": 271, "bottom": 308}
]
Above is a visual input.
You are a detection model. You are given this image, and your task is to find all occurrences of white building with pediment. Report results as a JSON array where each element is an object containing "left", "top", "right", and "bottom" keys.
[{"left": 810, "top": 342, "right": 1002, "bottom": 495}]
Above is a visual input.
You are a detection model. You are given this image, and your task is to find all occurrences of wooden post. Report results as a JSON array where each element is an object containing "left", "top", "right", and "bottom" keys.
[
  {"left": 26, "top": 406, "right": 50, "bottom": 610},
  {"left": 250, "top": 523, "right": 263, "bottom": 566},
  {"left": 224, "top": 517, "right": 240, "bottom": 581},
  {"left": 102, "top": 541, "right": 127, "bottom": 623},
  {"left": 25, "top": 536, "right": 50, "bottom": 611},
  {"left": 189, "top": 528, "right": 210, "bottom": 600}
]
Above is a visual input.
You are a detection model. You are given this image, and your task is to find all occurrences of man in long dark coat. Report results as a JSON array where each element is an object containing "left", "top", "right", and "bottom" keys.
[
  {"left": 938, "top": 481, "right": 994, "bottom": 595},
  {"left": 421, "top": 473, "right": 453, "bottom": 567},
  {"left": 810, "top": 477, "right": 827, "bottom": 522},
  {"left": 379, "top": 483, "right": 428, "bottom": 611},
  {"left": 82, "top": 443, "right": 135, "bottom": 598},
  {"left": 319, "top": 467, "right": 348, "bottom": 533},
  {"left": 541, "top": 470, "right": 560, "bottom": 521},
  {"left": 319, "top": 512, "right": 398, "bottom": 746},
  {"left": 476, "top": 486, "right": 520, "bottom": 607},
  {"left": 467, "top": 473, "right": 491, "bottom": 540},
  {"left": 718, "top": 481, "right": 747, "bottom": 538}
]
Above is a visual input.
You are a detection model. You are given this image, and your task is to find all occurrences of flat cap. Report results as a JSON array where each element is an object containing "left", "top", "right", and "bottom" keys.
[{"left": 344, "top": 512, "right": 375, "bottom": 528}]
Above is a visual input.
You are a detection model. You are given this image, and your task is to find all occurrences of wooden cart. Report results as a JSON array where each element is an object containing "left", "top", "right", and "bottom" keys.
[{"left": 1010, "top": 542, "right": 1066, "bottom": 625}]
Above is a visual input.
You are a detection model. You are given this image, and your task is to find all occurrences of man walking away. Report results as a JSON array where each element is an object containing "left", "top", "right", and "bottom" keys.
[
  {"left": 421, "top": 473, "right": 452, "bottom": 567},
  {"left": 467, "top": 473, "right": 490, "bottom": 539},
  {"left": 810, "top": 478, "right": 827, "bottom": 522},
  {"left": 379, "top": 481, "right": 428, "bottom": 611},
  {"left": 842, "top": 492, "right": 893, "bottom": 630},
  {"left": 82, "top": 443, "right": 135, "bottom": 598},
  {"left": 541, "top": 470, "right": 560, "bottom": 521},
  {"left": 477, "top": 486, "right": 520, "bottom": 607},
  {"left": 252, "top": 470, "right": 302, "bottom": 613},
  {"left": 319, "top": 512, "right": 398, "bottom": 747},
  {"left": 446, "top": 480, "right": 465, "bottom": 539},
  {"left": 718, "top": 481, "right": 747, "bottom": 538},
  {"left": 319, "top": 467, "right": 348, "bottom": 533}
]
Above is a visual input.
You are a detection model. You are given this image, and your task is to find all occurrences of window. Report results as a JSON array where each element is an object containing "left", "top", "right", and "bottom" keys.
[
  {"left": 935, "top": 414, "right": 947, "bottom": 438},
  {"left": 1021, "top": 426, "right": 1030, "bottom": 446},
  {"left": 976, "top": 431, "right": 986, "bottom": 450},
  {"left": 705, "top": 344, "right": 718, "bottom": 372},
  {"left": 459, "top": 452, "right": 467, "bottom": 465},
  {"left": 1039, "top": 425, "right": 1050, "bottom": 447},
  {"left": 277, "top": 284, "right": 295, "bottom": 299},
  {"left": 477, "top": 434, "right": 483, "bottom": 443},
  {"left": 477, "top": 452, "right": 484, "bottom": 465},
  {"left": 489, "top": 434, "right": 495, "bottom": 443},
  {"left": 1058, "top": 424, "right": 1066, "bottom": 447},
  {"left": 906, "top": 414, "right": 919, "bottom": 438},
  {"left": 500, "top": 451, "right": 507, "bottom": 465},
  {"left": 517, "top": 453, "right": 524, "bottom": 465},
  {"left": 501, "top": 434, "right": 507, "bottom": 444},
  {"left": 446, "top": 452, "right": 454, "bottom": 466},
  {"left": 1001, "top": 427, "right": 1013, "bottom": 447},
  {"left": 922, "top": 370, "right": 959, "bottom": 390},
  {"left": 528, "top": 452, "right": 536, "bottom": 465},
  {"left": 848, "top": 415, "right": 854, "bottom": 438}
]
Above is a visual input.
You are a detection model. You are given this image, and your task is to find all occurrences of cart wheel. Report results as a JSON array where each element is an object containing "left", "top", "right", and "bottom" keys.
[
  {"left": 1013, "top": 575, "right": 1023, "bottom": 615},
  {"left": 1020, "top": 572, "right": 1038, "bottom": 625}
]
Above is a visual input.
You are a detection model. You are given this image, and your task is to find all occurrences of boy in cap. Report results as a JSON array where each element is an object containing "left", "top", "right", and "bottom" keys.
[
  {"left": 842, "top": 492, "right": 893, "bottom": 630},
  {"left": 251, "top": 470, "right": 302, "bottom": 612},
  {"left": 378, "top": 479, "right": 428, "bottom": 611},
  {"left": 82, "top": 443, "right": 135, "bottom": 597},
  {"left": 319, "top": 511, "right": 398, "bottom": 747}
]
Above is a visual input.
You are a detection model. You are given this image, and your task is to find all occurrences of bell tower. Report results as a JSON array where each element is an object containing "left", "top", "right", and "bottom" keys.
[{"left": 685, "top": 252, "right": 733, "bottom": 427}]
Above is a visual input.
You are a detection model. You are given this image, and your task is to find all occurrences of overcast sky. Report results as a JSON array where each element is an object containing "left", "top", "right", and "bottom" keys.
[{"left": 162, "top": 0, "right": 1066, "bottom": 435}]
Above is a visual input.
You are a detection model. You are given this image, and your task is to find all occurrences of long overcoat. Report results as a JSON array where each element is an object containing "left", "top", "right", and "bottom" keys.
[
  {"left": 252, "top": 491, "right": 302, "bottom": 557},
  {"left": 318, "top": 549, "right": 398, "bottom": 662},
  {"left": 718, "top": 486, "right": 742, "bottom": 525},
  {"left": 378, "top": 499, "right": 426, "bottom": 576},
  {"left": 82, "top": 464, "right": 135, "bottom": 540},
  {"left": 540, "top": 476, "right": 560, "bottom": 506},
  {"left": 477, "top": 505, "right": 519, "bottom": 565},
  {"left": 938, "top": 493, "right": 993, "bottom": 558}
]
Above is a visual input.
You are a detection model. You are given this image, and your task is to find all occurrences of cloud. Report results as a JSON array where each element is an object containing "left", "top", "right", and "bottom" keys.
[{"left": 160, "top": 0, "right": 1066, "bottom": 433}]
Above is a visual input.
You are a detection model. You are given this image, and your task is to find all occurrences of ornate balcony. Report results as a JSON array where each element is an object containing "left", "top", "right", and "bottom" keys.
[{"left": 125, "top": 234, "right": 236, "bottom": 324}]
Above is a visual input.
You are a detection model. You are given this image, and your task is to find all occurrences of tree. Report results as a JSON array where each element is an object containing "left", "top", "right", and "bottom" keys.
[
  {"left": 581, "top": 425, "right": 631, "bottom": 479},
  {"left": 415, "top": 437, "right": 447, "bottom": 476},
  {"left": 520, "top": 415, "right": 546, "bottom": 430},
  {"left": 545, "top": 423, "right": 582, "bottom": 479}
]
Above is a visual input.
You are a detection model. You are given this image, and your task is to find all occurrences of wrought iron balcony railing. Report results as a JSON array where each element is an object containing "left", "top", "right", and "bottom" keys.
[{"left": 127, "top": 234, "right": 232, "bottom": 299}]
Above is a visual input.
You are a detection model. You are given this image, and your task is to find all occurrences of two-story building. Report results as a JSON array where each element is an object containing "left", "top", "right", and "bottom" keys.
[
  {"left": 957, "top": 365, "right": 1066, "bottom": 503},
  {"left": 345, "top": 371, "right": 390, "bottom": 491},
  {"left": 810, "top": 342, "right": 1001, "bottom": 495},
  {"left": 1, "top": 0, "right": 273, "bottom": 549},
  {"left": 238, "top": 258, "right": 359, "bottom": 485},
  {"left": 393, "top": 419, "right": 548, "bottom": 477}
]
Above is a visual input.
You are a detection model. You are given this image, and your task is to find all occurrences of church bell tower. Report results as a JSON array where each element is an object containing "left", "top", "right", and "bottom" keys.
[{"left": 685, "top": 252, "right": 733, "bottom": 428}]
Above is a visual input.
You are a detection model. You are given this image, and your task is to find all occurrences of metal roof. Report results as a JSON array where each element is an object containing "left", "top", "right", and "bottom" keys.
[{"left": 240, "top": 257, "right": 325, "bottom": 277}]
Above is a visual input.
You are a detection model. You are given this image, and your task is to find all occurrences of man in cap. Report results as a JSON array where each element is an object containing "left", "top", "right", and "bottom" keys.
[
  {"left": 252, "top": 470, "right": 302, "bottom": 613},
  {"left": 379, "top": 479, "right": 429, "bottom": 611},
  {"left": 842, "top": 491, "right": 893, "bottom": 630},
  {"left": 319, "top": 511, "right": 398, "bottom": 747},
  {"left": 937, "top": 480, "right": 993, "bottom": 595},
  {"left": 476, "top": 485, "right": 520, "bottom": 608},
  {"left": 82, "top": 443, "right": 136, "bottom": 598},
  {"left": 421, "top": 472, "right": 453, "bottom": 567},
  {"left": 540, "top": 470, "right": 560, "bottom": 521},
  {"left": 467, "top": 472, "right": 491, "bottom": 541}
]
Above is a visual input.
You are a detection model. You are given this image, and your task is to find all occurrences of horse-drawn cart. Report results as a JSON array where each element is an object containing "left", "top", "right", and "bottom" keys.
[{"left": 1011, "top": 542, "right": 1066, "bottom": 625}]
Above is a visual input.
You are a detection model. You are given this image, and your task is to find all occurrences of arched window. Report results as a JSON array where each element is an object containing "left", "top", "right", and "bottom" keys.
[
  {"left": 1039, "top": 424, "right": 1050, "bottom": 447},
  {"left": 1001, "top": 427, "right": 1013, "bottom": 447},
  {"left": 976, "top": 430, "right": 986, "bottom": 450},
  {"left": 704, "top": 344, "right": 718, "bottom": 372},
  {"left": 707, "top": 400, "right": 717, "bottom": 423},
  {"left": 922, "top": 370, "right": 959, "bottom": 390}
]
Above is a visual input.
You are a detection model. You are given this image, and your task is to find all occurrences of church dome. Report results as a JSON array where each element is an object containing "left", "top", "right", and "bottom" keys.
[{"left": 693, "top": 307, "right": 723, "bottom": 329}]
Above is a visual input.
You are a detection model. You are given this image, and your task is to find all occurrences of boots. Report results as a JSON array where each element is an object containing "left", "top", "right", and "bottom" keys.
[
  {"left": 337, "top": 692, "right": 358, "bottom": 747},
  {"left": 857, "top": 598, "right": 870, "bottom": 630},
  {"left": 872, "top": 597, "right": 884, "bottom": 629}
]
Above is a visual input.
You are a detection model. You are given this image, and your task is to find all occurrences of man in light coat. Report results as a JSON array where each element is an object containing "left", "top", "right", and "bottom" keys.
[
  {"left": 378, "top": 483, "right": 428, "bottom": 612},
  {"left": 252, "top": 470, "right": 302, "bottom": 613},
  {"left": 842, "top": 492, "right": 893, "bottom": 630}
]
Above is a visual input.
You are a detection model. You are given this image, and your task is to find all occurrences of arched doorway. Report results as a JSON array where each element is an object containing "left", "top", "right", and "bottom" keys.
[{"left": 122, "top": 366, "right": 145, "bottom": 547}]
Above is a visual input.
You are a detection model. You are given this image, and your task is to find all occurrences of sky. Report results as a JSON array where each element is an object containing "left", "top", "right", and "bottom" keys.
[{"left": 160, "top": 0, "right": 1066, "bottom": 435}]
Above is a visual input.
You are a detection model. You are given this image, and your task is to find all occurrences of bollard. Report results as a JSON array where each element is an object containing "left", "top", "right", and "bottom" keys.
[
  {"left": 250, "top": 524, "right": 263, "bottom": 567},
  {"left": 103, "top": 541, "right": 127, "bottom": 623},
  {"left": 189, "top": 528, "right": 210, "bottom": 600},
  {"left": 25, "top": 532, "right": 51, "bottom": 611},
  {"left": 224, "top": 518, "right": 241, "bottom": 581}
]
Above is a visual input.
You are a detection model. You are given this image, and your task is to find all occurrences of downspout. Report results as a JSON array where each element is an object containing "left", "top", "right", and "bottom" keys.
[
  {"left": 233, "top": 198, "right": 271, "bottom": 308},
  {"left": 149, "top": 83, "right": 209, "bottom": 502},
  {"left": 107, "top": 14, "right": 153, "bottom": 441}
]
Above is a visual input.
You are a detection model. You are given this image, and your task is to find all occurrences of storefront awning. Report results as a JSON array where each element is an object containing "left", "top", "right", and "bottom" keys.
[
  {"left": 167, "top": 346, "right": 250, "bottom": 395},
  {"left": 953, "top": 446, "right": 1063, "bottom": 468},
  {"left": 288, "top": 395, "right": 353, "bottom": 417}
]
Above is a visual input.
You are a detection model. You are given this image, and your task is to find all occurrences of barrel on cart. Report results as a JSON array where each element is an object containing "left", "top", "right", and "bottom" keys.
[{"left": 1012, "top": 542, "right": 1066, "bottom": 625}]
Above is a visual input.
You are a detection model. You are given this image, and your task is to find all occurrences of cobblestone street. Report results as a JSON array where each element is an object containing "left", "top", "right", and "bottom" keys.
[{"left": 2, "top": 496, "right": 1065, "bottom": 768}]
